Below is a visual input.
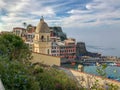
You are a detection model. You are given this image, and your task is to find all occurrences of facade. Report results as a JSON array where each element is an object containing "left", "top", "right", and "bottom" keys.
[
  {"left": 13, "top": 26, "right": 35, "bottom": 51},
  {"left": 12, "top": 17, "right": 100, "bottom": 60},
  {"left": 13, "top": 27, "right": 26, "bottom": 37},
  {"left": 51, "top": 38, "right": 76, "bottom": 59},
  {"left": 13, "top": 27, "right": 26, "bottom": 42},
  {"left": 33, "top": 17, "right": 76, "bottom": 59},
  {"left": 25, "top": 25, "right": 35, "bottom": 51},
  {"left": 33, "top": 17, "right": 51, "bottom": 54}
]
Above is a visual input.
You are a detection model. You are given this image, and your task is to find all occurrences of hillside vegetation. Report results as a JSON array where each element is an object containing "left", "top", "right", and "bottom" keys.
[{"left": 0, "top": 34, "right": 78, "bottom": 90}]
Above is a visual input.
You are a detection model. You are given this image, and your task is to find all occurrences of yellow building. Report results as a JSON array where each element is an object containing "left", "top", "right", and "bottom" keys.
[{"left": 33, "top": 17, "right": 51, "bottom": 54}]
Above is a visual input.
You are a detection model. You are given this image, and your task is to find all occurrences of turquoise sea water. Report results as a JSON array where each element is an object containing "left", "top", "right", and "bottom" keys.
[
  {"left": 84, "top": 66, "right": 120, "bottom": 81},
  {"left": 62, "top": 64, "right": 120, "bottom": 81}
]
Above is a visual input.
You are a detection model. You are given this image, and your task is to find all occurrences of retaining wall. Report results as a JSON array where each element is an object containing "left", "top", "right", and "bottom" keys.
[{"left": 31, "top": 53, "right": 61, "bottom": 66}]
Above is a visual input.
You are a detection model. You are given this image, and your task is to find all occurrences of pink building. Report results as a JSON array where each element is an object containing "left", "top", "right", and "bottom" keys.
[{"left": 51, "top": 38, "right": 76, "bottom": 60}]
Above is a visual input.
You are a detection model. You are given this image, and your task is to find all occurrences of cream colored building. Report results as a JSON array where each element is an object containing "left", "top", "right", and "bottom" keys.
[{"left": 33, "top": 17, "right": 51, "bottom": 54}]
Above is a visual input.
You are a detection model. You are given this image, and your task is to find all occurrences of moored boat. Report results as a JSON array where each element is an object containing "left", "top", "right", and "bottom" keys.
[
  {"left": 116, "top": 63, "right": 120, "bottom": 67},
  {"left": 71, "top": 62, "right": 76, "bottom": 66},
  {"left": 108, "top": 62, "right": 117, "bottom": 66}
]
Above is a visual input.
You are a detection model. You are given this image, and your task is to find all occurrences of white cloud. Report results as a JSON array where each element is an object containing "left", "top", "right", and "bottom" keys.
[
  {"left": 67, "top": 9, "right": 92, "bottom": 14},
  {"left": 0, "top": 0, "right": 57, "bottom": 31},
  {"left": 31, "top": 7, "right": 55, "bottom": 17},
  {"left": 0, "top": 0, "right": 120, "bottom": 31},
  {"left": 61, "top": 0, "right": 120, "bottom": 28},
  {"left": 0, "top": 0, "right": 6, "bottom": 8}
]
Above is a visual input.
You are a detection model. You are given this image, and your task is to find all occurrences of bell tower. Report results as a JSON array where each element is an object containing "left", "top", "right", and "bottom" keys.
[{"left": 33, "top": 17, "right": 51, "bottom": 54}]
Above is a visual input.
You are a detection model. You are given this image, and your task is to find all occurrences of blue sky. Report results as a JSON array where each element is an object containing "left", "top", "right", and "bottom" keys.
[{"left": 0, "top": 0, "right": 120, "bottom": 57}]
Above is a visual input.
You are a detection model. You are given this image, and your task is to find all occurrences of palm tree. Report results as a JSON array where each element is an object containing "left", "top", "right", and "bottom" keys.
[{"left": 23, "top": 22, "right": 27, "bottom": 29}]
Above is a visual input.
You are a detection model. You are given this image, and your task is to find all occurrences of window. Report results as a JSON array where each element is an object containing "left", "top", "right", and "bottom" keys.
[{"left": 41, "top": 35, "right": 44, "bottom": 42}]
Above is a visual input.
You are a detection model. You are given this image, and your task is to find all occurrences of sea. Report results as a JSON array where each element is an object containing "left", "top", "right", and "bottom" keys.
[{"left": 62, "top": 64, "right": 120, "bottom": 82}]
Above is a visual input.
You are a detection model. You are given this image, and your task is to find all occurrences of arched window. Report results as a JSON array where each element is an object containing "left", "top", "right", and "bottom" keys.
[{"left": 41, "top": 35, "right": 44, "bottom": 42}]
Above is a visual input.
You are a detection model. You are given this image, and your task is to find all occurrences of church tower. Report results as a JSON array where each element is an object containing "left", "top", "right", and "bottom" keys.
[{"left": 33, "top": 17, "right": 51, "bottom": 54}]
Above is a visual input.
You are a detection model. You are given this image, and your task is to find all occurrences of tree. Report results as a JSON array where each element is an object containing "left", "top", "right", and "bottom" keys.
[
  {"left": 0, "top": 34, "right": 32, "bottom": 63},
  {"left": 23, "top": 22, "right": 27, "bottom": 29}
]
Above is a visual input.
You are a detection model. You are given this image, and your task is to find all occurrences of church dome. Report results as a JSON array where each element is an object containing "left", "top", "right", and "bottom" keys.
[{"left": 35, "top": 17, "right": 50, "bottom": 33}]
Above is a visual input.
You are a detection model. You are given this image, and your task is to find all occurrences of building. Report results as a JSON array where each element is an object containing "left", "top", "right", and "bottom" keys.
[
  {"left": 13, "top": 25, "right": 36, "bottom": 51},
  {"left": 13, "top": 27, "right": 26, "bottom": 42},
  {"left": 32, "top": 17, "right": 76, "bottom": 60},
  {"left": 12, "top": 17, "right": 101, "bottom": 61},
  {"left": 13, "top": 27, "right": 26, "bottom": 37},
  {"left": 33, "top": 17, "right": 51, "bottom": 54},
  {"left": 51, "top": 38, "right": 76, "bottom": 59},
  {"left": 25, "top": 25, "right": 36, "bottom": 51}
]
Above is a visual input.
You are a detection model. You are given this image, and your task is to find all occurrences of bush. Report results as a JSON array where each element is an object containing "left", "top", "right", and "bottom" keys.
[
  {"left": 0, "top": 59, "right": 39, "bottom": 90},
  {"left": 0, "top": 58, "right": 79, "bottom": 90},
  {"left": 34, "top": 66, "right": 79, "bottom": 90},
  {"left": 0, "top": 34, "right": 32, "bottom": 63}
]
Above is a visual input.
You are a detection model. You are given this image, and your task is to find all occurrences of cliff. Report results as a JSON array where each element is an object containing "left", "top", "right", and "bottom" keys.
[
  {"left": 76, "top": 42, "right": 101, "bottom": 58},
  {"left": 49, "top": 26, "right": 67, "bottom": 41},
  {"left": 76, "top": 42, "right": 87, "bottom": 56}
]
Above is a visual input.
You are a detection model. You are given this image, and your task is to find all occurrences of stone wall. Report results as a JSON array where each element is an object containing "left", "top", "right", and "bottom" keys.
[
  {"left": 31, "top": 53, "right": 61, "bottom": 66},
  {"left": 70, "top": 69, "right": 120, "bottom": 89}
]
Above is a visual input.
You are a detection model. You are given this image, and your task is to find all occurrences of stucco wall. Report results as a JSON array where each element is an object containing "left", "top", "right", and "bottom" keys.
[{"left": 31, "top": 53, "right": 61, "bottom": 66}]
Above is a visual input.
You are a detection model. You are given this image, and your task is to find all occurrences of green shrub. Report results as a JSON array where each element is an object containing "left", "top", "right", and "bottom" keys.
[{"left": 0, "top": 60, "right": 39, "bottom": 90}]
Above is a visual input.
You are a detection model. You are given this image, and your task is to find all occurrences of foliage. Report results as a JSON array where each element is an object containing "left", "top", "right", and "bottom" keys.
[
  {"left": 23, "top": 22, "right": 27, "bottom": 29},
  {"left": 96, "top": 63, "right": 107, "bottom": 77},
  {"left": 0, "top": 58, "right": 79, "bottom": 90},
  {"left": 33, "top": 65, "right": 79, "bottom": 90},
  {"left": 0, "top": 57, "right": 119, "bottom": 90},
  {"left": 0, "top": 34, "right": 32, "bottom": 63},
  {"left": 107, "top": 83, "right": 119, "bottom": 90},
  {"left": 0, "top": 59, "right": 39, "bottom": 90},
  {"left": 0, "top": 33, "right": 79, "bottom": 90},
  {"left": 0, "top": 60, "right": 79, "bottom": 90},
  {"left": 95, "top": 64, "right": 119, "bottom": 90}
]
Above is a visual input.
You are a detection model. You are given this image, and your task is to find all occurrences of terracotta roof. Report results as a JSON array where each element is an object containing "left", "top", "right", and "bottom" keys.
[{"left": 13, "top": 27, "right": 26, "bottom": 31}]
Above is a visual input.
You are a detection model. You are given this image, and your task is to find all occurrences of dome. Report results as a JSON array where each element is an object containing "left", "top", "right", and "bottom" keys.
[{"left": 35, "top": 17, "right": 50, "bottom": 33}]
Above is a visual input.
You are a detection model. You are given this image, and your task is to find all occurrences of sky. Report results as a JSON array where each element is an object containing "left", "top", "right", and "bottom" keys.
[{"left": 0, "top": 0, "right": 120, "bottom": 57}]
